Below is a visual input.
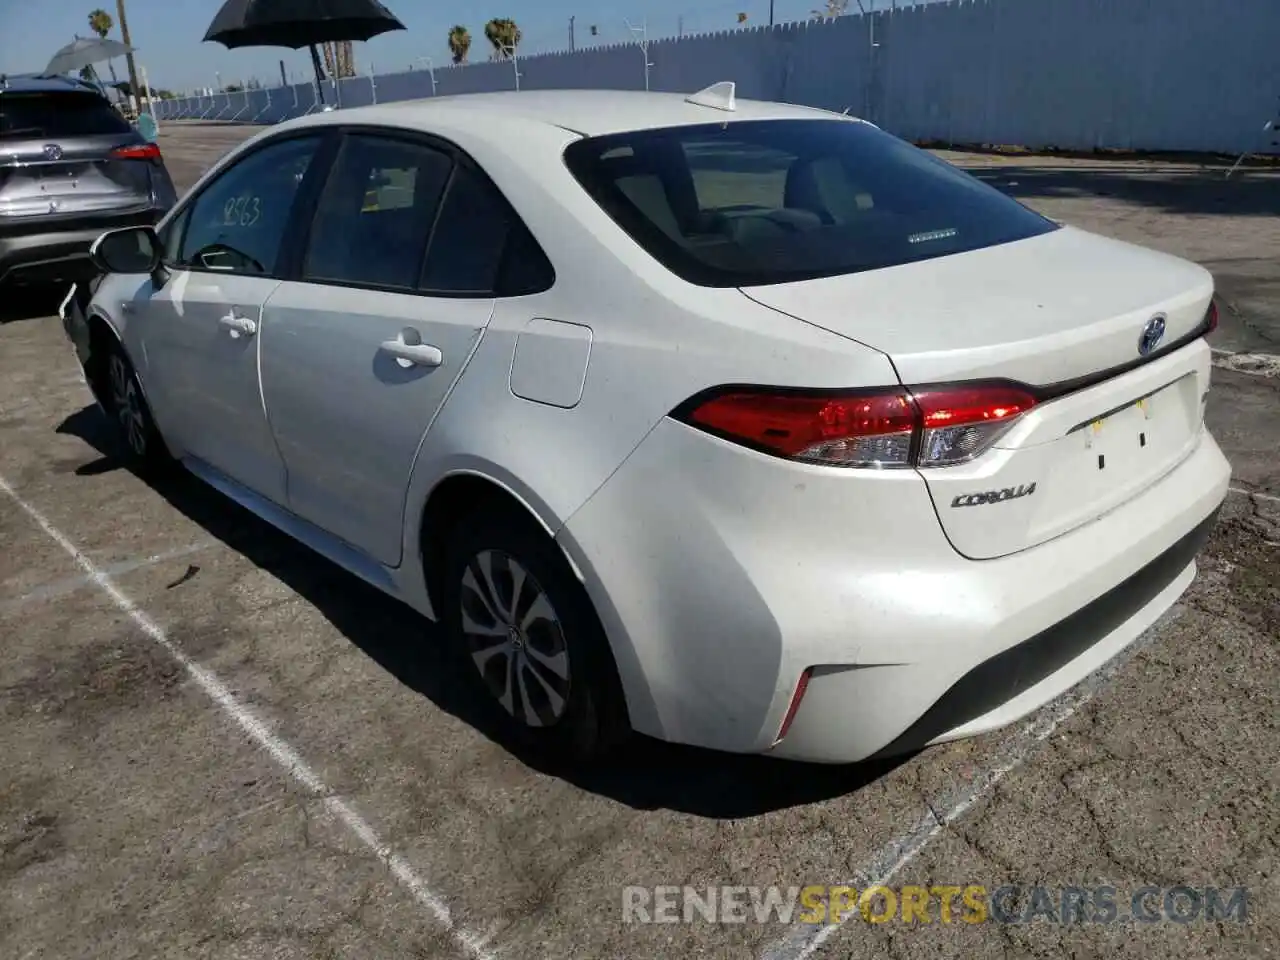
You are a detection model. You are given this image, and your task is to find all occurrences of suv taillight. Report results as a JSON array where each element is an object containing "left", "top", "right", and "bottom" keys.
[
  {"left": 111, "top": 143, "right": 161, "bottom": 160},
  {"left": 674, "top": 384, "right": 1037, "bottom": 469}
]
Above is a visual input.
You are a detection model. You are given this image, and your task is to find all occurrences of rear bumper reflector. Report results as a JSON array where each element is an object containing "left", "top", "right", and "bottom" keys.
[{"left": 775, "top": 667, "right": 813, "bottom": 745}]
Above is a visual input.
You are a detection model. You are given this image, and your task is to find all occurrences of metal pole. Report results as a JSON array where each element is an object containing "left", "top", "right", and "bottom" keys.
[
  {"left": 502, "top": 45, "right": 521, "bottom": 91},
  {"left": 770, "top": 0, "right": 775, "bottom": 26},
  {"left": 231, "top": 82, "right": 249, "bottom": 121},
  {"left": 625, "top": 19, "right": 652, "bottom": 91},
  {"left": 139, "top": 64, "right": 155, "bottom": 125},
  {"left": 369, "top": 63, "right": 377, "bottom": 104},
  {"left": 252, "top": 85, "right": 271, "bottom": 123},
  {"left": 570, "top": 16, "right": 576, "bottom": 52}
]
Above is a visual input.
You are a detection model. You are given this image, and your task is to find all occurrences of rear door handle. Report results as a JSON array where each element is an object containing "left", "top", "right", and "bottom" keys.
[
  {"left": 218, "top": 312, "right": 257, "bottom": 338},
  {"left": 379, "top": 338, "right": 443, "bottom": 368}
]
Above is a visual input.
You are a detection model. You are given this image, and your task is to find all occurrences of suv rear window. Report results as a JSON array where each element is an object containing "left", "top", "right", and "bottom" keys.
[
  {"left": 0, "top": 91, "right": 132, "bottom": 139},
  {"left": 562, "top": 119, "right": 1058, "bottom": 287}
]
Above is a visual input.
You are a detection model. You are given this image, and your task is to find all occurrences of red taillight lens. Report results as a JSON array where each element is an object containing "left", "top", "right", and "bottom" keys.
[
  {"left": 1206, "top": 300, "right": 1219, "bottom": 333},
  {"left": 676, "top": 383, "right": 1037, "bottom": 469},
  {"left": 682, "top": 390, "right": 917, "bottom": 468},
  {"left": 111, "top": 143, "right": 161, "bottom": 160},
  {"left": 913, "top": 385, "right": 1037, "bottom": 467}
]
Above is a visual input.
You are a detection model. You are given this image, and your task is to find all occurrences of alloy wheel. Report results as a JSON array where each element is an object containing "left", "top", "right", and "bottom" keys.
[
  {"left": 108, "top": 354, "right": 147, "bottom": 457},
  {"left": 460, "top": 549, "right": 571, "bottom": 728}
]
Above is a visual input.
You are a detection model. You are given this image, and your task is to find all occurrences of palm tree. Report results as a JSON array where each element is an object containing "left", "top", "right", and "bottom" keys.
[
  {"left": 484, "top": 18, "right": 521, "bottom": 60},
  {"left": 87, "top": 9, "right": 119, "bottom": 84},
  {"left": 447, "top": 25, "right": 471, "bottom": 64},
  {"left": 811, "top": 0, "right": 849, "bottom": 17}
]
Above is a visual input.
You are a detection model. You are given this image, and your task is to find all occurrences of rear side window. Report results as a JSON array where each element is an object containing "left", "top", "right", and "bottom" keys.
[
  {"left": 303, "top": 134, "right": 452, "bottom": 291},
  {"left": 421, "top": 164, "right": 555, "bottom": 297},
  {"left": 0, "top": 92, "right": 131, "bottom": 138},
  {"left": 563, "top": 119, "right": 1058, "bottom": 287}
]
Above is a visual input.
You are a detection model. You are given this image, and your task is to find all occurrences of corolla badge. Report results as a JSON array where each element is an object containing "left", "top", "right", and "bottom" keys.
[
  {"left": 951, "top": 483, "right": 1037, "bottom": 508},
  {"left": 1138, "top": 314, "right": 1166, "bottom": 356},
  {"left": 43, "top": 143, "right": 63, "bottom": 160}
]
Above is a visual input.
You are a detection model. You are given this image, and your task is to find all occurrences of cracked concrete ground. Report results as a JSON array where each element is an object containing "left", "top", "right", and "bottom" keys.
[{"left": 0, "top": 124, "right": 1276, "bottom": 960}]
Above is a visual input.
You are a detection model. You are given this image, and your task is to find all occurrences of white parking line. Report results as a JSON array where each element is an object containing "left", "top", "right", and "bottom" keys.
[
  {"left": 1230, "top": 485, "right": 1280, "bottom": 505},
  {"left": 1211, "top": 348, "right": 1280, "bottom": 378},
  {"left": 0, "top": 541, "right": 213, "bottom": 614},
  {"left": 0, "top": 474, "right": 498, "bottom": 960},
  {"left": 765, "top": 487, "right": 1273, "bottom": 960}
]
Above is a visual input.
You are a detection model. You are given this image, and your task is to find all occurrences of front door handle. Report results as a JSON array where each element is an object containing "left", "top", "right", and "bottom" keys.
[
  {"left": 218, "top": 312, "right": 257, "bottom": 339},
  {"left": 379, "top": 337, "right": 443, "bottom": 368}
]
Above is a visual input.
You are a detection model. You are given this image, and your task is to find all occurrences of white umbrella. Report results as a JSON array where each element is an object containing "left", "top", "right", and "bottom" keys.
[{"left": 43, "top": 36, "right": 135, "bottom": 76}]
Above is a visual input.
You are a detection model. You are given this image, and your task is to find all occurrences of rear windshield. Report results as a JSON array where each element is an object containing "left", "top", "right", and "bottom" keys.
[
  {"left": 0, "top": 91, "right": 131, "bottom": 139},
  {"left": 563, "top": 119, "right": 1058, "bottom": 287}
]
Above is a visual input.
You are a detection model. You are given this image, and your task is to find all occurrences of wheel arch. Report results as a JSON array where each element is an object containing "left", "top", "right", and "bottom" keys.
[
  {"left": 83, "top": 307, "right": 127, "bottom": 408},
  {"left": 417, "top": 470, "right": 584, "bottom": 617}
]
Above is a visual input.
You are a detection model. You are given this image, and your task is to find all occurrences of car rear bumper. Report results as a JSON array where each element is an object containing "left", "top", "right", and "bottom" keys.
[
  {"left": 558, "top": 415, "right": 1231, "bottom": 764},
  {"left": 0, "top": 208, "right": 162, "bottom": 284}
]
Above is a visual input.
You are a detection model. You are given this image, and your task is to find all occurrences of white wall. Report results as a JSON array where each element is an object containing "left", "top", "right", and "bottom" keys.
[{"left": 162, "top": 0, "right": 1280, "bottom": 155}]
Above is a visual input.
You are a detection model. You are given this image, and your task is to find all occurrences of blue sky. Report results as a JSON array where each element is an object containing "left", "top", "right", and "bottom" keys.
[{"left": 0, "top": 0, "right": 867, "bottom": 93}]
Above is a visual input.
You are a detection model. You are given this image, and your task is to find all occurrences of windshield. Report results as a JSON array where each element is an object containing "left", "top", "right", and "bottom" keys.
[
  {"left": 562, "top": 119, "right": 1058, "bottom": 287},
  {"left": 0, "top": 92, "right": 131, "bottom": 139}
]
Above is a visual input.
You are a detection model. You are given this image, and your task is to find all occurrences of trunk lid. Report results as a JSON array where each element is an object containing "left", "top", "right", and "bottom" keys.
[{"left": 743, "top": 226, "right": 1215, "bottom": 559}]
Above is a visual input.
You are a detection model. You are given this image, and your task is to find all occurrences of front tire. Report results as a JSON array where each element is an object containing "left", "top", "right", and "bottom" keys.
[
  {"left": 441, "top": 506, "right": 629, "bottom": 765},
  {"left": 99, "top": 342, "right": 169, "bottom": 471}
]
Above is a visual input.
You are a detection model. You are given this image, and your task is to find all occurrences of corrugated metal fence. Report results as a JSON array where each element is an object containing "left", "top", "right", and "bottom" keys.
[{"left": 153, "top": 0, "right": 1280, "bottom": 155}]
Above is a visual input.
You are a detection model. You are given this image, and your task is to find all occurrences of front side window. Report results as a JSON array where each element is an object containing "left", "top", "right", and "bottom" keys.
[
  {"left": 563, "top": 119, "right": 1058, "bottom": 287},
  {"left": 303, "top": 134, "right": 452, "bottom": 290},
  {"left": 176, "top": 135, "right": 321, "bottom": 276}
]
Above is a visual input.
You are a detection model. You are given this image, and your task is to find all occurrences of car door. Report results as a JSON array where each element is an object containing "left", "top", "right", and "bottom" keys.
[
  {"left": 138, "top": 133, "right": 328, "bottom": 505},
  {"left": 260, "top": 131, "right": 516, "bottom": 566}
]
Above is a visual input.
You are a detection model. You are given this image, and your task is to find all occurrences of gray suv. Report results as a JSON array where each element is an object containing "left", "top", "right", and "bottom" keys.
[{"left": 0, "top": 74, "right": 178, "bottom": 286}]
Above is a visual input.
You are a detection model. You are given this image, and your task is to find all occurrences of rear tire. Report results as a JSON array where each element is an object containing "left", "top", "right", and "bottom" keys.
[{"left": 440, "top": 505, "right": 630, "bottom": 765}]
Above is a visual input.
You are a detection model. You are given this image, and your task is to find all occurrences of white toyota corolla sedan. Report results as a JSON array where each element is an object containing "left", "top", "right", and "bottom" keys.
[{"left": 62, "top": 84, "right": 1230, "bottom": 765}]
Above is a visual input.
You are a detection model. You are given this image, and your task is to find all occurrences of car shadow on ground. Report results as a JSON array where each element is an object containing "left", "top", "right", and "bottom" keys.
[
  {"left": 959, "top": 164, "right": 1280, "bottom": 217},
  {"left": 56, "top": 404, "right": 915, "bottom": 818},
  {"left": 0, "top": 284, "right": 71, "bottom": 324}
]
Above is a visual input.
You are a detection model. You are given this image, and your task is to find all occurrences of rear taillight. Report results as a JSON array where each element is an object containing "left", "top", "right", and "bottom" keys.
[
  {"left": 111, "top": 143, "right": 161, "bottom": 160},
  {"left": 913, "top": 385, "right": 1037, "bottom": 467},
  {"left": 681, "top": 390, "right": 916, "bottom": 468},
  {"left": 675, "top": 383, "right": 1037, "bottom": 469},
  {"left": 1206, "top": 300, "right": 1219, "bottom": 333}
]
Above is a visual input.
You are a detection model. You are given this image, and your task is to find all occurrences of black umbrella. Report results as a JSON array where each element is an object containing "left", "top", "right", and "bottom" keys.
[{"left": 203, "top": 0, "right": 404, "bottom": 104}]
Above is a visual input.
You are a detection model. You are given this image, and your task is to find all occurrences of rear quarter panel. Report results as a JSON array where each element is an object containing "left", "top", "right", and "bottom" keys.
[{"left": 397, "top": 119, "right": 901, "bottom": 616}]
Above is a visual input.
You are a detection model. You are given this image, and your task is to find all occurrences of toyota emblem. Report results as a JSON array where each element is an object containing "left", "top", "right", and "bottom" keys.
[
  {"left": 1138, "top": 315, "right": 1166, "bottom": 356},
  {"left": 43, "top": 144, "right": 63, "bottom": 161}
]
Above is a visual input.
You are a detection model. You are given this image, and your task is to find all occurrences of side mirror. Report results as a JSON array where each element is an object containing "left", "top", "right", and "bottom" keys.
[{"left": 90, "top": 226, "right": 163, "bottom": 275}]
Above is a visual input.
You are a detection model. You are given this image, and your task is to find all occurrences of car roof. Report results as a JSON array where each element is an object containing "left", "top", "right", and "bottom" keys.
[
  {"left": 294, "top": 87, "right": 854, "bottom": 138},
  {"left": 0, "top": 73, "right": 109, "bottom": 98}
]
